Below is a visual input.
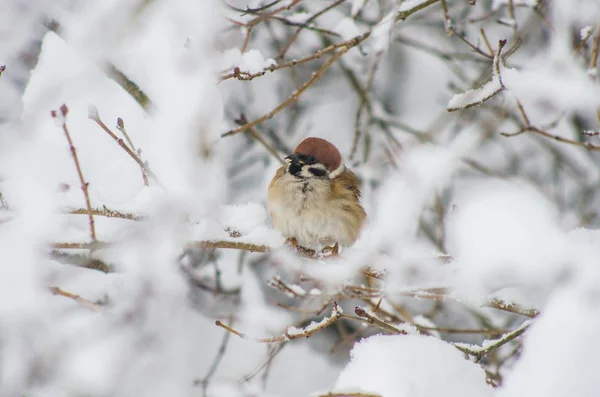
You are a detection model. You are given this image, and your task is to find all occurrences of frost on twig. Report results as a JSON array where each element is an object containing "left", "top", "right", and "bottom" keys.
[
  {"left": 446, "top": 39, "right": 507, "bottom": 112},
  {"left": 215, "top": 302, "right": 343, "bottom": 343},
  {"left": 453, "top": 320, "right": 532, "bottom": 362}
]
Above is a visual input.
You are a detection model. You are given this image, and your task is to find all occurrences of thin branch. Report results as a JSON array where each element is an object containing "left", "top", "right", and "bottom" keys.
[
  {"left": 353, "top": 306, "right": 407, "bottom": 334},
  {"left": 276, "top": 0, "right": 346, "bottom": 60},
  {"left": 51, "top": 240, "right": 273, "bottom": 253},
  {"left": 454, "top": 320, "right": 532, "bottom": 362},
  {"left": 396, "top": 0, "right": 441, "bottom": 22},
  {"left": 234, "top": 115, "right": 284, "bottom": 164},
  {"left": 215, "top": 302, "right": 343, "bottom": 343},
  {"left": 115, "top": 117, "right": 148, "bottom": 185},
  {"left": 105, "top": 64, "right": 153, "bottom": 110},
  {"left": 573, "top": 26, "right": 594, "bottom": 55},
  {"left": 590, "top": 20, "right": 600, "bottom": 75},
  {"left": 195, "top": 315, "right": 233, "bottom": 396},
  {"left": 480, "top": 28, "right": 494, "bottom": 55},
  {"left": 49, "top": 286, "right": 104, "bottom": 311},
  {"left": 52, "top": 105, "right": 96, "bottom": 242},
  {"left": 67, "top": 206, "right": 143, "bottom": 221},
  {"left": 449, "top": 27, "right": 494, "bottom": 59},
  {"left": 485, "top": 297, "right": 540, "bottom": 318},
  {"left": 88, "top": 106, "right": 161, "bottom": 186},
  {"left": 220, "top": 32, "right": 369, "bottom": 82},
  {"left": 440, "top": 0, "right": 452, "bottom": 35},
  {"left": 447, "top": 39, "right": 507, "bottom": 112},
  {"left": 222, "top": 44, "right": 355, "bottom": 137}
]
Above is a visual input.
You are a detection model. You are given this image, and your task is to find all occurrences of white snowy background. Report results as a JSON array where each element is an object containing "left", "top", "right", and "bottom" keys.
[{"left": 1, "top": 0, "right": 600, "bottom": 396}]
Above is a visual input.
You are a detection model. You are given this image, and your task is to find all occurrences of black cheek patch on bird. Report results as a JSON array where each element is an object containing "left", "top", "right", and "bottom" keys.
[
  {"left": 309, "top": 167, "right": 327, "bottom": 177},
  {"left": 288, "top": 163, "right": 302, "bottom": 176}
]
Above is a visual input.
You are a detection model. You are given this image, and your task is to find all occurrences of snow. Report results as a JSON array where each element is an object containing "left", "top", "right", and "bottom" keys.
[
  {"left": 3, "top": 0, "right": 600, "bottom": 396},
  {"left": 398, "top": 0, "right": 436, "bottom": 12},
  {"left": 286, "top": 12, "right": 312, "bottom": 25},
  {"left": 447, "top": 49, "right": 505, "bottom": 111},
  {"left": 446, "top": 180, "right": 570, "bottom": 301},
  {"left": 580, "top": 25, "right": 593, "bottom": 40},
  {"left": 334, "top": 18, "right": 362, "bottom": 41},
  {"left": 368, "top": 11, "right": 396, "bottom": 54},
  {"left": 222, "top": 48, "right": 276, "bottom": 75},
  {"left": 499, "top": 276, "right": 600, "bottom": 397},
  {"left": 492, "top": 0, "right": 538, "bottom": 10},
  {"left": 334, "top": 334, "right": 493, "bottom": 397},
  {"left": 351, "top": 0, "right": 368, "bottom": 17}
]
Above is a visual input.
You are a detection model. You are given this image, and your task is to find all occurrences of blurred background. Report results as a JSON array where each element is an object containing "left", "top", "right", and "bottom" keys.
[{"left": 1, "top": 0, "right": 599, "bottom": 396}]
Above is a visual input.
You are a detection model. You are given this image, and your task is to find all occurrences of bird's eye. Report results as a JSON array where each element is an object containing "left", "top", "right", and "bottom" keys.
[
  {"left": 307, "top": 155, "right": 317, "bottom": 164},
  {"left": 309, "top": 167, "right": 327, "bottom": 177}
]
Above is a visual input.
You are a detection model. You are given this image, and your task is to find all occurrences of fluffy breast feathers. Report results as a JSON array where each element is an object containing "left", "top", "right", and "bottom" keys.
[{"left": 267, "top": 166, "right": 366, "bottom": 248}]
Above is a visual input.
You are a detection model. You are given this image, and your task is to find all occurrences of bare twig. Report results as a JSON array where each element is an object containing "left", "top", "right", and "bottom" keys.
[
  {"left": 105, "top": 64, "right": 153, "bottom": 110},
  {"left": 49, "top": 286, "right": 104, "bottom": 311},
  {"left": 215, "top": 302, "right": 343, "bottom": 343},
  {"left": 195, "top": 315, "right": 233, "bottom": 396},
  {"left": 485, "top": 297, "right": 540, "bottom": 318},
  {"left": 454, "top": 320, "right": 532, "bottom": 362},
  {"left": 52, "top": 105, "right": 96, "bottom": 242},
  {"left": 396, "top": 0, "right": 441, "bottom": 22},
  {"left": 447, "top": 39, "right": 507, "bottom": 112},
  {"left": 88, "top": 106, "right": 160, "bottom": 186},
  {"left": 67, "top": 206, "right": 143, "bottom": 221},
  {"left": 222, "top": 43, "right": 356, "bottom": 137},
  {"left": 276, "top": 0, "right": 346, "bottom": 60},
  {"left": 353, "top": 306, "right": 407, "bottom": 334},
  {"left": 234, "top": 115, "right": 284, "bottom": 164}
]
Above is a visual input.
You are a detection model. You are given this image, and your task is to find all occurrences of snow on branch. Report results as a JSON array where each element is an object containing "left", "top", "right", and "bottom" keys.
[
  {"left": 446, "top": 39, "right": 507, "bottom": 112},
  {"left": 453, "top": 320, "right": 533, "bottom": 362},
  {"left": 215, "top": 302, "right": 343, "bottom": 343}
]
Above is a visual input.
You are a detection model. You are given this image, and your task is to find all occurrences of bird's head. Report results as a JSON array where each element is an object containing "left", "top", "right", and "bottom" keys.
[{"left": 285, "top": 137, "right": 345, "bottom": 180}]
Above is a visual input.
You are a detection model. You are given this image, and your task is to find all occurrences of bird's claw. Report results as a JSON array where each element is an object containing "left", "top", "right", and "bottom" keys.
[
  {"left": 285, "top": 237, "right": 299, "bottom": 249},
  {"left": 321, "top": 242, "right": 339, "bottom": 257}
]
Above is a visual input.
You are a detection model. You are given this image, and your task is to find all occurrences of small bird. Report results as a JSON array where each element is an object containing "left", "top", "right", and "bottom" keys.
[{"left": 267, "top": 137, "right": 366, "bottom": 254}]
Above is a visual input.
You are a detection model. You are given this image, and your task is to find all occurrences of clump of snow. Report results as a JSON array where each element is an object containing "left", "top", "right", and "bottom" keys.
[
  {"left": 351, "top": 0, "right": 368, "bottom": 16},
  {"left": 446, "top": 180, "right": 570, "bottom": 300},
  {"left": 334, "top": 18, "right": 362, "bottom": 41},
  {"left": 580, "top": 25, "right": 593, "bottom": 39},
  {"left": 334, "top": 334, "right": 493, "bottom": 397},
  {"left": 218, "top": 202, "right": 267, "bottom": 235},
  {"left": 286, "top": 12, "right": 312, "bottom": 25},
  {"left": 447, "top": 47, "right": 505, "bottom": 111},
  {"left": 221, "top": 48, "right": 276, "bottom": 75},
  {"left": 499, "top": 274, "right": 600, "bottom": 397},
  {"left": 398, "top": 0, "right": 437, "bottom": 12},
  {"left": 368, "top": 11, "right": 396, "bottom": 54}
]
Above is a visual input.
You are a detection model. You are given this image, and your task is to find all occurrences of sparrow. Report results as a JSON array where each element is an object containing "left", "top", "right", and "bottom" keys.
[{"left": 267, "top": 137, "right": 366, "bottom": 254}]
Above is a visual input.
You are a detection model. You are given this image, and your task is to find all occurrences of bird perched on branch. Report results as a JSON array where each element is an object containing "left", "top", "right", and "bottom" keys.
[{"left": 268, "top": 137, "right": 366, "bottom": 255}]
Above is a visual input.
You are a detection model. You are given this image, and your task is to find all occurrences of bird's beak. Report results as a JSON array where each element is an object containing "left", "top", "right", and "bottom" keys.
[{"left": 285, "top": 154, "right": 302, "bottom": 165}]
